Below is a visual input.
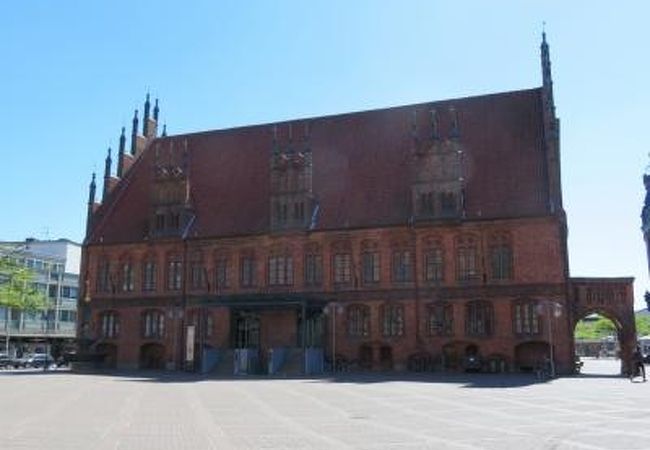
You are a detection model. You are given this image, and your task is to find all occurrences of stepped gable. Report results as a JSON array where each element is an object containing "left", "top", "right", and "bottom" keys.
[{"left": 88, "top": 87, "right": 548, "bottom": 244}]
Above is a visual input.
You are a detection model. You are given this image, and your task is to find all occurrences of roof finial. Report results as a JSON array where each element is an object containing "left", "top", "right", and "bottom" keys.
[
  {"left": 130, "top": 109, "right": 139, "bottom": 155},
  {"left": 161, "top": 123, "right": 167, "bottom": 137},
  {"left": 153, "top": 98, "right": 160, "bottom": 122},
  {"left": 88, "top": 172, "right": 96, "bottom": 205},
  {"left": 103, "top": 147, "right": 112, "bottom": 200},
  {"left": 117, "top": 127, "right": 126, "bottom": 177},
  {"left": 540, "top": 27, "right": 555, "bottom": 115},
  {"left": 143, "top": 93, "right": 151, "bottom": 136},
  {"left": 449, "top": 106, "right": 460, "bottom": 138},
  {"left": 411, "top": 110, "right": 418, "bottom": 138}
]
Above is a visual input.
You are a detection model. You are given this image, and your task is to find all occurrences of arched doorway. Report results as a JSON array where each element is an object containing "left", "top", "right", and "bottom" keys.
[
  {"left": 358, "top": 344, "right": 373, "bottom": 370},
  {"left": 139, "top": 343, "right": 166, "bottom": 370},
  {"left": 379, "top": 345, "right": 393, "bottom": 371},
  {"left": 570, "top": 278, "right": 636, "bottom": 376},
  {"left": 95, "top": 342, "right": 118, "bottom": 369},
  {"left": 515, "top": 341, "right": 549, "bottom": 372},
  {"left": 442, "top": 341, "right": 472, "bottom": 371},
  {"left": 573, "top": 312, "right": 624, "bottom": 375}
]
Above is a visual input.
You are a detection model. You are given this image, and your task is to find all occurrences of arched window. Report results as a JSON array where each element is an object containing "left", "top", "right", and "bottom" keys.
[
  {"left": 189, "top": 251, "right": 206, "bottom": 290},
  {"left": 347, "top": 304, "right": 370, "bottom": 337},
  {"left": 513, "top": 300, "right": 540, "bottom": 335},
  {"left": 361, "top": 240, "right": 380, "bottom": 285},
  {"left": 489, "top": 232, "right": 513, "bottom": 280},
  {"left": 391, "top": 241, "right": 413, "bottom": 283},
  {"left": 304, "top": 243, "right": 323, "bottom": 286},
  {"left": 142, "top": 257, "right": 157, "bottom": 292},
  {"left": 118, "top": 255, "right": 134, "bottom": 293},
  {"left": 268, "top": 248, "right": 293, "bottom": 286},
  {"left": 428, "top": 302, "right": 453, "bottom": 336},
  {"left": 99, "top": 311, "right": 120, "bottom": 338},
  {"left": 142, "top": 310, "right": 165, "bottom": 339},
  {"left": 214, "top": 251, "right": 230, "bottom": 290},
  {"left": 423, "top": 237, "right": 444, "bottom": 283},
  {"left": 331, "top": 241, "right": 352, "bottom": 286},
  {"left": 166, "top": 254, "right": 182, "bottom": 291},
  {"left": 465, "top": 300, "right": 493, "bottom": 337},
  {"left": 239, "top": 250, "right": 256, "bottom": 288},
  {"left": 96, "top": 258, "right": 111, "bottom": 293},
  {"left": 456, "top": 234, "right": 479, "bottom": 282},
  {"left": 381, "top": 304, "right": 404, "bottom": 337}
]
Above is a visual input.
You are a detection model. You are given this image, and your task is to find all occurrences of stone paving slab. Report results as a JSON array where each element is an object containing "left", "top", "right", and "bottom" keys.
[{"left": 1, "top": 360, "right": 649, "bottom": 450}]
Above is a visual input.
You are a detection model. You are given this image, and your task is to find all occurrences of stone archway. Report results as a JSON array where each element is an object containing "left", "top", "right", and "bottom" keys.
[
  {"left": 95, "top": 342, "right": 118, "bottom": 369},
  {"left": 570, "top": 278, "right": 636, "bottom": 375},
  {"left": 139, "top": 343, "right": 166, "bottom": 370}
]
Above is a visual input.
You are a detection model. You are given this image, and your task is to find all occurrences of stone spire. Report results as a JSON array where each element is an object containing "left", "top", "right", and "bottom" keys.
[
  {"left": 143, "top": 93, "right": 151, "bottom": 137},
  {"left": 541, "top": 31, "right": 555, "bottom": 116},
  {"left": 130, "top": 109, "right": 139, "bottom": 155},
  {"left": 117, "top": 127, "right": 126, "bottom": 177},
  {"left": 86, "top": 172, "right": 96, "bottom": 237},
  {"left": 103, "top": 147, "right": 112, "bottom": 200},
  {"left": 153, "top": 98, "right": 160, "bottom": 122}
]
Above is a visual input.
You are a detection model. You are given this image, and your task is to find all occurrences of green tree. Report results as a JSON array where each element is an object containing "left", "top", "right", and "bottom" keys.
[{"left": 0, "top": 255, "right": 47, "bottom": 353}]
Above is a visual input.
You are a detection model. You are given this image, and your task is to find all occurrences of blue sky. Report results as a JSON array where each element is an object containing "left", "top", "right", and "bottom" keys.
[{"left": 1, "top": 1, "right": 649, "bottom": 307}]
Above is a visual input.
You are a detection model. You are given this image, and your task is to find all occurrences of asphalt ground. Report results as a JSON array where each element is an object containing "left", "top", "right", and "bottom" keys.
[{"left": 1, "top": 359, "right": 648, "bottom": 450}]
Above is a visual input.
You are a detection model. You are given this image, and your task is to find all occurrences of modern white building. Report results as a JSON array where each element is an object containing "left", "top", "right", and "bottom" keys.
[{"left": 0, "top": 238, "right": 80, "bottom": 357}]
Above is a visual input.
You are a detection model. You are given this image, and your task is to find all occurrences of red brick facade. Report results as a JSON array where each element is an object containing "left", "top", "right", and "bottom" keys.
[{"left": 79, "top": 35, "right": 635, "bottom": 374}]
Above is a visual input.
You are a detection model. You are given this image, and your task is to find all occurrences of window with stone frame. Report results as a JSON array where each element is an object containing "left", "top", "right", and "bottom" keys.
[
  {"left": 347, "top": 304, "right": 370, "bottom": 337},
  {"left": 189, "top": 254, "right": 206, "bottom": 290},
  {"left": 240, "top": 252, "right": 256, "bottom": 288},
  {"left": 428, "top": 302, "right": 453, "bottom": 336},
  {"left": 142, "top": 260, "right": 156, "bottom": 292},
  {"left": 167, "top": 257, "right": 183, "bottom": 291},
  {"left": 333, "top": 253, "right": 352, "bottom": 285},
  {"left": 465, "top": 300, "right": 494, "bottom": 337},
  {"left": 214, "top": 254, "right": 230, "bottom": 290},
  {"left": 361, "top": 241, "right": 380, "bottom": 285},
  {"left": 513, "top": 300, "right": 540, "bottom": 336},
  {"left": 96, "top": 259, "right": 111, "bottom": 293},
  {"left": 142, "top": 309, "right": 165, "bottom": 339},
  {"left": 392, "top": 249, "right": 413, "bottom": 283},
  {"left": 304, "top": 244, "right": 322, "bottom": 286},
  {"left": 381, "top": 304, "right": 405, "bottom": 337},
  {"left": 100, "top": 311, "right": 120, "bottom": 338},
  {"left": 489, "top": 232, "right": 513, "bottom": 280},
  {"left": 423, "top": 238, "right": 444, "bottom": 283},
  {"left": 456, "top": 234, "right": 479, "bottom": 282},
  {"left": 120, "top": 261, "right": 134, "bottom": 292},
  {"left": 268, "top": 253, "right": 294, "bottom": 286}
]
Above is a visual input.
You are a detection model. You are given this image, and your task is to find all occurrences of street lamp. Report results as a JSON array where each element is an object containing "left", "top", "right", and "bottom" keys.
[{"left": 537, "top": 300, "right": 563, "bottom": 377}]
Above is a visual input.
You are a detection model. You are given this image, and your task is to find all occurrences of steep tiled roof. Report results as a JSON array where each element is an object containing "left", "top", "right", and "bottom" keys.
[{"left": 89, "top": 88, "right": 550, "bottom": 244}]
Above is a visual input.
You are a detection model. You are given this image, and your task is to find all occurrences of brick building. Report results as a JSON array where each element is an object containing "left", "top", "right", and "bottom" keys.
[{"left": 79, "top": 34, "right": 635, "bottom": 374}]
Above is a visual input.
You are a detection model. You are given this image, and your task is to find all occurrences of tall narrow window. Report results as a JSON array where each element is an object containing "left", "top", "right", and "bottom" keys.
[
  {"left": 240, "top": 254, "right": 255, "bottom": 288},
  {"left": 456, "top": 235, "right": 479, "bottom": 282},
  {"left": 167, "top": 259, "right": 182, "bottom": 291},
  {"left": 304, "top": 252, "right": 323, "bottom": 286},
  {"left": 142, "top": 310, "right": 165, "bottom": 339},
  {"left": 121, "top": 262, "right": 134, "bottom": 292},
  {"left": 215, "top": 256, "right": 230, "bottom": 289},
  {"left": 190, "top": 262, "right": 206, "bottom": 290},
  {"left": 142, "top": 260, "right": 156, "bottom": 292},
  {"left": 465, "top": 301, "right": 493, "bottom": 337},
  {"left": 100, "top": 311, "right": 120, "bottom": 338},
  {"left": 514, "top": 300, "right": 540, "bottom": 335},
  {"left": 333, "top": 253, "right": 352, "bottom": 285},
  {"left": 382, "top": 304, "right": 404, "bottom": 337},
  {"left": 347, "top": 305, "right": 370, "bottom": 337},
  {"left": 424, "top": 246, "right": 444, "bottom": 283},
  {"left": 428, "top": 302, "right": 453, "bottom": 336},
  {"left": 268, "top": 254, "right": 293, "bottom": 286},
  {"left": 96, "top": 260, "right": 110, "bottom": 293},
  {"left": 362, "top": 251, "right": 380, "bottom": 284},
  {"left": 392, "top": 250, "right": 413, "bottom": 282},
  {"left": 489, "top": 233, "right": 513, "bottom": 280}
]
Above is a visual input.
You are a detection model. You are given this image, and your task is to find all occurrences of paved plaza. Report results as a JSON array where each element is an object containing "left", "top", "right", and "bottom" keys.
[{"left": 1, "top": 359, "right": 649, "bottom": 450}]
